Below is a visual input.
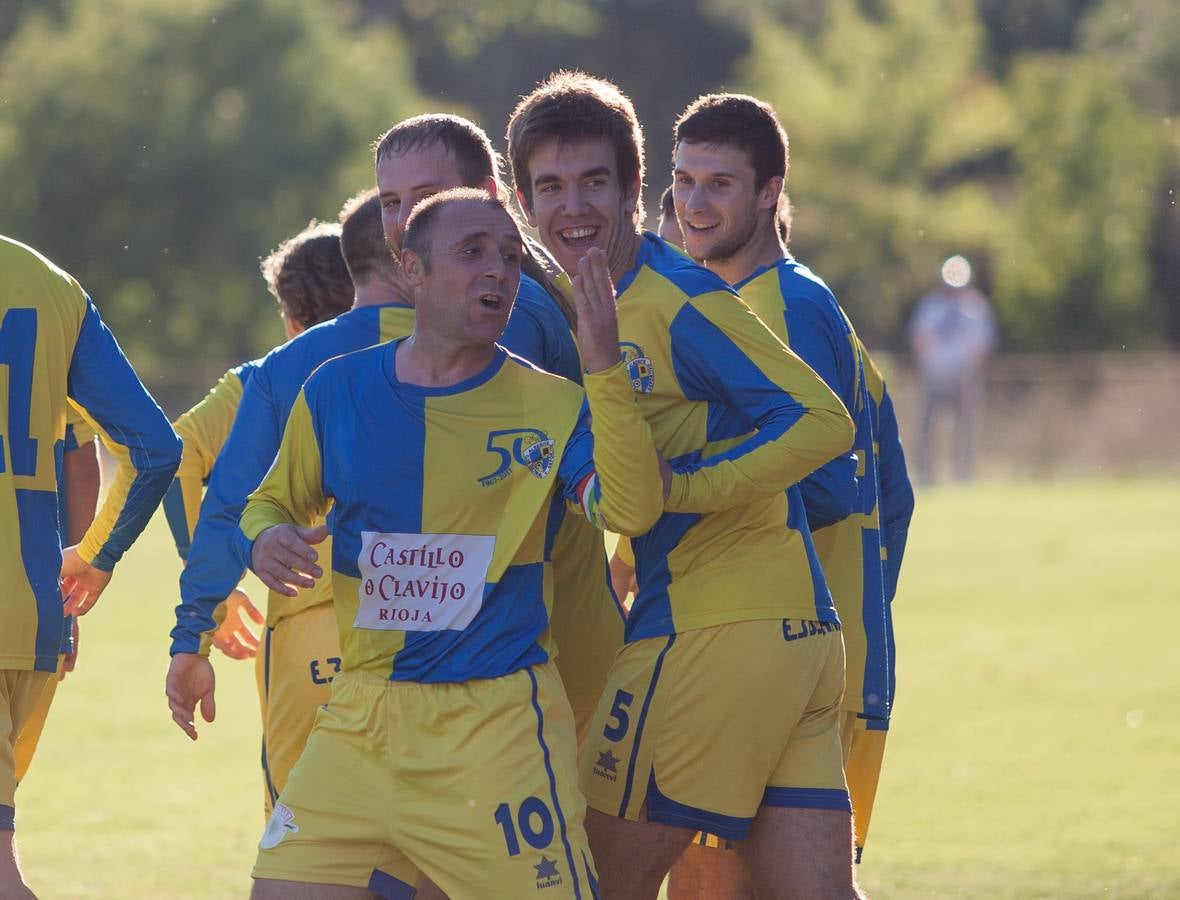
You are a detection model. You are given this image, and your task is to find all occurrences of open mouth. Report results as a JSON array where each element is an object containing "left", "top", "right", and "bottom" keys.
[
  {"left": 479, "top": 292, "right": 505, "bottom": 311},
  {"left": 558, "top": 225, "right": 600, "bottom": 252},
  {"left": 684, "top": 221, "right": 719, "bottom": 236}
]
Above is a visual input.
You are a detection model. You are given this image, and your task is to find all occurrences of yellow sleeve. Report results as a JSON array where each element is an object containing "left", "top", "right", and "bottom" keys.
[
  {"left": 172, "top": 368, "right": 245, "bottom": 541},
  {"left": 581, "top": 362, "right": 664, "bottom": 537},
  {"left": 240, "top": 390, "right": 330, "bottom": 540}
]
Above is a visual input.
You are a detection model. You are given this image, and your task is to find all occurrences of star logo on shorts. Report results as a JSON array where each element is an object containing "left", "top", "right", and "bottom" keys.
[
  {"left": 596, "top": 749, "right": 620, "bottom": 773},
  {"left": 535, "top": 857, "right": 561, "bottom": 879}
]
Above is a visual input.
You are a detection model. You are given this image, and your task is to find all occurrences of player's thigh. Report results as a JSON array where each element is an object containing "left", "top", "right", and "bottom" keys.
[
  {"left": 394, "top": 663, "right": 595, "bottom": 900},
  {"left": 1, "top": 670, "right": 54, "bottom": 821},
  {"left": 252, "top": 673, "right": 419, "bottom": 893},
  {"left": 264, "top": 605, "right": 340, "bottom": 795},
  {"left": 11, "top": 658, "right": 62, "bottom": 783},
  {"left": 251, "top": 878, "right": 375, "bottom": 900},
  {"left": 580, "top": 621, "right": 838, "bottom": 842},
  {"left": 667, "top": 840, "right": 752, "bottom": 900},
  {"left": 735, "top": 806, "right": 857, "bottom": 900}
]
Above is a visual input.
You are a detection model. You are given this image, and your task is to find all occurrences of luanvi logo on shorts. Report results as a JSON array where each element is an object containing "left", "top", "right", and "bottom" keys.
[
  {"left": 534, "top": 856, "right": 563, "bottom": 890},
  {"left": 619, "top": 341, "right": 655, "bottom": 394},
  {"left": 258, "top": 802, "right": 299, "bottom": 849},
  {"left": 593, "top": 749, "right": 620, "bottom": 782},
  {"left": 478, "top": 428, "right": 556, "bottom": 486}
]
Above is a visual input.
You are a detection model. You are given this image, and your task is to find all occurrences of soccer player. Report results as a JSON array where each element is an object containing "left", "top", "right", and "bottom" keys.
[
  {"left": 667, "top": 93, "right": 914, "bottom": 896},
  {"left": 374, "top": 113, "right": 625, "bottom": 746},
  {"left": 507, "top": 73, "right": 858, "bottom": 899},
  {"left": 2, "top": 235, "right": 181, "bottom": 898},
  {"left": 163, "top": 221, "right": 354, "bottom": 662},
  {"left": 656, "top": 185, "right": 684, "bottom": 248},
  {"left": 244, "top": 188, "right": 663, "bottom": 899},
  {"left": 166, "top": 194, "right": 408, "bottom": 821}
]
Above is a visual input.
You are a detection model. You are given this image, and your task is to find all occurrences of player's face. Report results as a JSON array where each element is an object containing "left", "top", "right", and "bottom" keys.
[
  {"left": 377, "top": 145, "right": 467, "bottom": 253},
  {"left": 657, "top": 209, "right": 684, "bottom": 249},
  {"left": 412, "top": 202, "right": 523, "bottom": 347},
  {"left": 519, "top": 136, "right": 640, "bottom": 277},
  {"left": 673, "top": 140, "right": 777, "bottom": 265}
]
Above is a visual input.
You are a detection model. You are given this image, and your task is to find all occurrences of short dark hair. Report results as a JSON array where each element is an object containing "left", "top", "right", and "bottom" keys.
[
  {"left": 337, "top": 188, "right": 393, "bottom": 282},
  {"left": 507, "top": 70, "right": 645, "bottom": 220},
  {"left": 674, "top": 93, "right": 788, "bottom": 190},
  {"left": 374, "top": 113, "right": 500, "bottom": 188},
  {"left": 402, "top": 188, "right": 518, "bottom": 274},
  {"left": 260, "top": 222, "right": 353, "bottom": 330}
]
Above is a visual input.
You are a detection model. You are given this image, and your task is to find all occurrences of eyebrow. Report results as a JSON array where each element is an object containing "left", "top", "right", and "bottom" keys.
[
  {"left": 379, "top": 181, "right": 443, "bottom": 198},
  {"left": 673, "top": 166, "right": 738, "bottom": 179},
  {"left": 533, "top": 165, "right": 612, "bottom": 186}
]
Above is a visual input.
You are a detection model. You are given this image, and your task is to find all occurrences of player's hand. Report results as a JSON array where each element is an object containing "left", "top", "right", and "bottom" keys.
[
  {"left": 166, "top": 653, "right": 216, "bottom": 741},
  {"left": 59, "top": 545, "right": 113, "bottom": 616},
  {"left": 60, "top": 618, "right": 80, "bottom": 680},
  {"left": 573, "top": 248, "right": 622, "bottom": 373},
  {"left": 251, "top": 523, "right": 328, "bottom": 598},
  {"left": 211, "top": 588, "right": 265, "bottom": 660}
]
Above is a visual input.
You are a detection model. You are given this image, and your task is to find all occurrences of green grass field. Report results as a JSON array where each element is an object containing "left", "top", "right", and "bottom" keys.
[{"left": 15, "top": 479, "right": 1180, "bottom": 898}]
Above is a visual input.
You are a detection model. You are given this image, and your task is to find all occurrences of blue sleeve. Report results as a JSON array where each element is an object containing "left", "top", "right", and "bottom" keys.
[
  {"left": 783, "top": 301, "right": 858, "bottom": 529},
  {"left": 169, "top": 365, "right": 283, "bottom": 654},
  {"left": 67, "top": 299, "right": 181, "bottom": 569},
  {"left": 500, "top": 279, "right": 582, "bottom": 383},
  {"left": 877, "top": 385, "right": 914, "bottom": 602},
  {"left": 556, "top": 400, "right": 596, "bottom": 504}
]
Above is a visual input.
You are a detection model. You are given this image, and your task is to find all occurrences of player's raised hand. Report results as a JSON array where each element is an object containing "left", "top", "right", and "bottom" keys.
[
  {"left": 212, "top": 588, "right": 265, "bottom": 660},
  {"left": 59, "top": 545, "right": 113, "bottom": 616},
  {"left": 573, "top": 247, "right": 622, "bottom": 374},
  {"left": 251, "top": 523, "right": 328, "bottom": 598},
  {"left": 166, "top": 652, "right": 216, "bottom": 741}
]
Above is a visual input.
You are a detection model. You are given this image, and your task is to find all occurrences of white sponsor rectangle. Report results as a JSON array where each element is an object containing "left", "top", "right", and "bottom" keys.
[{"left": 354, "top": 532, "right": 495, "bottom": 632}]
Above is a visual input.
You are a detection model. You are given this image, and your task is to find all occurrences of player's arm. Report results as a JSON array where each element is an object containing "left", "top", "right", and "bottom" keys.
[
  {"left": 781, "top": 301, "right": 860, "bottom": 529},
  {"left": 59, "top": 417, "right": 100, "bottom": 677},
  {"left": 560, "top": 249, "right": 666, "bottom": 537},
  {"left": 162, "top": 366, "right": 245, "bottom": 561},
  {"left": 63, "top": 297, "right": 182, "bottom": 614},
  {"left": 663, "top": 294, "right": 854, "bottom": 514},
  {"left": 862, "top": 343, "right": 914, "bottom": 602},
  {"left": 169, "top": 367, "right": 283, "bottom": 657},
  {"left": 238, "top": 389, "right": 331, "bottom": 597}
]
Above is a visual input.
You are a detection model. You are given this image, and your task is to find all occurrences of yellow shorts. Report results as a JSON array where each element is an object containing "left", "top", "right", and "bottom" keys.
[
  {"left": 842, "top": 712, "right": 889, "bottom": 863},
  {"left": 550, "top": 517, "right": 624, "bottom": 749},
  {"left": 256, "top": 603, "right": 340, "bottom": 818},
  {"left": 579, "top": 619, "right": 849, "bottom": 841},
  {"left": 2, "top": 668, "right": 55, "bottom": 829},
  {"left": 12, "top": 656, "right": 63, "bottom": 785},
  {"left": 254, "top": 662, "right": 598, "bottom": 899}
]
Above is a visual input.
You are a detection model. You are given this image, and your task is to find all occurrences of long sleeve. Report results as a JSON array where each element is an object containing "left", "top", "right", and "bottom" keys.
[
  {"left": 67, "top": 299, "right": 181, "bottom": 570},
  {"left": 664, "top": 295, "right": 854, "bottom": 514}
]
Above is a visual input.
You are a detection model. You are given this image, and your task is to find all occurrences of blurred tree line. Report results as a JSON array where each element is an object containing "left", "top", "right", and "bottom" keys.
[{"left": 1, "top": 0, "right": 1176, "bottom": 397}]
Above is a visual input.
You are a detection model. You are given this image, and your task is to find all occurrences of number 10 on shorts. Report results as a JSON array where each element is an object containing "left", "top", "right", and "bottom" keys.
[{"left": 494, "top": 797, "right": 555, "bottom": 856}]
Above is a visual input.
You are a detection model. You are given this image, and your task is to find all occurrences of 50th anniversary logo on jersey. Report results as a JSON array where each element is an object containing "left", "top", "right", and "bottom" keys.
[
  {"left": 479, "top": 428, "right": 555, "bottom": 486},
  {"left": 618, "top": 342, "right": 654, "bottom": 393}
]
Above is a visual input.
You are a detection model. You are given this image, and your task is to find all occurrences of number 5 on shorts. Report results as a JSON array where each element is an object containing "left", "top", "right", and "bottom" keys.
[{"left": 603, "top": 689, "right": 634, "bottom": 742}]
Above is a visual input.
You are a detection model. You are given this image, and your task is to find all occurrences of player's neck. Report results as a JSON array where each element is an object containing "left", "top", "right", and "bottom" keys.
[
  {"left": 607, "top": 228, "right": 645, "bottom": 286},
  {"left": 710, "top": 224, "right": 786, "bottom": 288},
  {"left": 394, "top": 331, "right": 496, "bottom": 388},
  {"left": 352, "top": 271, "right": 412, "bottom": 309}
]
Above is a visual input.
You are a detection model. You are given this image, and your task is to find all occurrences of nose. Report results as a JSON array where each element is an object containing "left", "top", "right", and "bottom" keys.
[
  {"left": 396, "top": 205, "right": 414, "bottom": 245},
  {"left": 563, "top": 183, "right": 589, "bottom": 216},
  {"left": 685, "top": 184, "right": 707, "bottom": 214}
]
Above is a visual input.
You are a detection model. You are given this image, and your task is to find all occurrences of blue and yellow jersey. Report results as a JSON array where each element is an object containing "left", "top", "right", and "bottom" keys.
[
  {"left": 858, "top": 341, "right": 913, "bottom": 608},
  {"left": 602, "top": 233, "right": 853, "bottom": 641},
  {"left": 737, "top": 256, "right": 889, "bottom": 716},
  {"left": 239, "top": 342, "right": 661, "bottom": 682},
  {"left": 1, "top": 235, "right": 180, "bottom": 672},
  {"left": 170, "top": 273, "right": 584, "bottom": 656},
  {"left": 163, "top": 359, "right": 260, "bottom": 560},
  {"left": 502, "top": 277, "right": 581, "bottom": 383}
]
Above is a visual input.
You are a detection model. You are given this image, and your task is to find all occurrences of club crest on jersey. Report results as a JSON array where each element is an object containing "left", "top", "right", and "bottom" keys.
[
  {"left": 619, "top": 341, "right": 654, "bottom": 394},
  {"left": 479, "top": 428, "right": 556, "bottom": 486}
]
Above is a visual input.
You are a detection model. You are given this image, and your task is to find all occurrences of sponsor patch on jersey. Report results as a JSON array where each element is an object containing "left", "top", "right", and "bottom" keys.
[
  {"left": 259, "top": 802, "right": 299, "bottom": 850},
  {"left": 354, "top": 532, "right": 495, "bottom": 632},
  {"left": 619, "top": 341, "right": 654, "bottom": 394}
]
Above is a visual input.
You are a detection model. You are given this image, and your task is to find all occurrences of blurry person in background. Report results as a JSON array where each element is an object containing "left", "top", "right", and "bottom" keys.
[
  {"left": 657, "top": 185, "right": 684, "bottom": 248},
  {"left": 908, "top": 255, "right": 996, "bottom": 485}
]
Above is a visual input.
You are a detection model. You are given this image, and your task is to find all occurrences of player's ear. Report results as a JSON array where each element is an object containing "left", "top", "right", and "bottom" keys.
[
  {"left": 481, "top": 176, "right": 499, "bottom": 197},
  {"left": 623, "top": 177, "right": 641, "bottom": 219},
  {"left": 400, "top": 248, "right": 426, "bottom": 287},
  {"left": 516, "top": 188, "right": 537, "bottom": 228},
  {"left": 758, "top": 175, "right": 784, "bottom": 212}
]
